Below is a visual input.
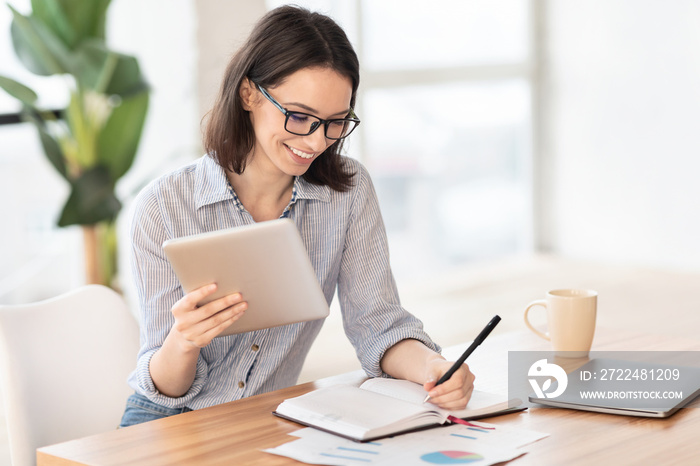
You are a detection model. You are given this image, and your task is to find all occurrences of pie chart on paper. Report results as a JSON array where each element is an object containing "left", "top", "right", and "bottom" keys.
[{"left": 420, "top": 450, "right": 484, "bottom": 464}]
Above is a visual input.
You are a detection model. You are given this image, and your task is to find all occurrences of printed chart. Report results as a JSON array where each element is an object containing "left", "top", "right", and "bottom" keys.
[
  {"left": 420, "top": 450, "right": 484, "bottom": 464},
  {"left": 264, "top": 421, "right": 548, "bottom": 465}
]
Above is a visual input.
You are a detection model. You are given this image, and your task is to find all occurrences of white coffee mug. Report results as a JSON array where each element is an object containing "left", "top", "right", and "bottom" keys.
[{"left": 524, "top": 289, "right": 597, "bottom": 358}]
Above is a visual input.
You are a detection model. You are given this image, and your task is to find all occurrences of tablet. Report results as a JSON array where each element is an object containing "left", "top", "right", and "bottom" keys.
[{"left": 162, "top": 218, "right": 330, "bottom": 336}]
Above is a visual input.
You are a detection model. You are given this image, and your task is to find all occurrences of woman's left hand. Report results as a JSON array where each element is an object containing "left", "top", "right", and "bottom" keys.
[{"left": 422, "top": 359, "right": 476, "bottom": 410}]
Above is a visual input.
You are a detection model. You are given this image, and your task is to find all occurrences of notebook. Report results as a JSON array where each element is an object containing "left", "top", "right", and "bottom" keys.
[
  {"left": 162, "top": 218, "right": 330, "bottom": 336},
  {"left": 274, "top": 378, "right": 523, "bottom": 442},
  {"left": 529, "top": 358, "right": 700, "bottom": 418}
]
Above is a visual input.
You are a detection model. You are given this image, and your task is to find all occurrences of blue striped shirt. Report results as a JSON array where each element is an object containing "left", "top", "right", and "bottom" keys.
[{"left": 127, "top": 154, "right": 439, "bottom": 409}]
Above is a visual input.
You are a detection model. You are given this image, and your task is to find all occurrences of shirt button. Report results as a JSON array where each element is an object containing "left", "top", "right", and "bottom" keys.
[
  {"left": 251, "top": 344, "right": 260, "bottom": 351},
  {"left": 238, "top": 381, "right": 245, "bottom": 389}
]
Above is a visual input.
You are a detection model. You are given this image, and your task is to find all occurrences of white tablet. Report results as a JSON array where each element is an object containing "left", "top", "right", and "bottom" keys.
[{"left": 162, "top": 218, "right": 330, "bottom": 336}]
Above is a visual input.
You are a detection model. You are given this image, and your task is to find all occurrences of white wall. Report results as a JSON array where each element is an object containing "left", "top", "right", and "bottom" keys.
[
  {"left": 196, "top": 0, "right": 267, "bottom": 120},
  {"left": 541, "top": 0, "right": 700, "bottom": 270},
  {"left": 109, "top": 0, "right": 200, "bottom": 195},
  {"left": 107, "top": 0, "right": 200, "bottom": 312}
]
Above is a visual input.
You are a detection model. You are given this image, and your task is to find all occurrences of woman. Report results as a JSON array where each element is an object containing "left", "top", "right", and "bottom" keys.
[{"left": 120, "top": 5, "right": 474, "bottom": 427}]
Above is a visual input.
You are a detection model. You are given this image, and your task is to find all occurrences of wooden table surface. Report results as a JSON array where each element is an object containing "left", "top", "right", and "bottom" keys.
[{"left": 37, "top": 328, "right": 700, "bottom": 465}]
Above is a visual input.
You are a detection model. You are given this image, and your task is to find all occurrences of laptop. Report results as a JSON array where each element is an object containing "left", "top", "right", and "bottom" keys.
[
  {"left": 162, "top": 218, "right": 330, "bottom": 336},
  {"left": 529, "top": 358, "right": 700, "bottom": 418}
]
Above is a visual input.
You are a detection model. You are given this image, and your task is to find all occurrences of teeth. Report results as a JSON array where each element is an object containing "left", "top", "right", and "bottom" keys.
[{"left": 288, "top": 145, "right": 314, "bottom": 159}]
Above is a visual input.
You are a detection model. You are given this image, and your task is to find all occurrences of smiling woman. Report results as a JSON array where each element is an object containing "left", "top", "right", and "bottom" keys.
[
  {"left": 232, "top": 67, "right": 355, "bottom": 194},
  {"left": 119, "top": 5, "right": 475, "bottom": 429},
  {"left": 203, "top": 7, "right": 361, "bottom": 193}
]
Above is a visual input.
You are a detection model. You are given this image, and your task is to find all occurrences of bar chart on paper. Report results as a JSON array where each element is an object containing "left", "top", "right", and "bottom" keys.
[
  {"left": 420, "top": 450, "right": 485, "bottom": 464},
  {"left": 264, "top": 420, "right": 549, "bottom": 465},
  {"left": 319, "top": 443, "right": 381, "bottom": 462}
]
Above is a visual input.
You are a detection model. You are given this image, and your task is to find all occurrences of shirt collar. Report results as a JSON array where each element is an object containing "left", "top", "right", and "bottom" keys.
[
  {"left": 293, "top": 176, "right": 331, "bottom": 203},
  {"left": 194, "top": 154, "right": 331, "bottom": 210},
  {"left": 194, "top": 155, "right": 233, "bottom": 209}
]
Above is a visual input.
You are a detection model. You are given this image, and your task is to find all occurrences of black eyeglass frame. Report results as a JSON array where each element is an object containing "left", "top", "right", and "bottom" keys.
[{"left": 254, "top": 83, "right": 360, "bottom": 140}]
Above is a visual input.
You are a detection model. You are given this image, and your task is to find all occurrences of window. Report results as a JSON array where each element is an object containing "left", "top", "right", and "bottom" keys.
[
  {"left": 263, "top": 0, "right": 535, "bottom": 381},
  {"left": 0, "top": 1, "right": 80, "bottom": 301},
  {"left": 0, "top": 0, "right": 68, "bottom": 113},
  {"left": 268, "top": 0, "right": 534, "bottom": 281}
]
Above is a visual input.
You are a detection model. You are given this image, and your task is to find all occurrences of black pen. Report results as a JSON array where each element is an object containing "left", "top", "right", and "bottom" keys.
[{"left": 423, "top": 315, "right": 501, "bottom": 403}]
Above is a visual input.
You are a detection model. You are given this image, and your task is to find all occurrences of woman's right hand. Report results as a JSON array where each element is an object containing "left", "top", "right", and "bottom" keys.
[{"left": 170, "top": 283, "right": 248, "bottom": 349}]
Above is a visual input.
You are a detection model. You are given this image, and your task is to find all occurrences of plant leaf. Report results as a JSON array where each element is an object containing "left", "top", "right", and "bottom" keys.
[
  {"left": 22, "top": 107, "right": 69, "bottom": 179},
  {"left": 97, "top": 91, "right": 149, "bottom": 180},
  {"left": 36, "top": 122, "right": 68, "bottom": 179},
  {"left": 70, "top": 0, "right": 111, "bottom": 42},
  {"left": 104, "top": 52, "right": 149, "bottom": 97},
  {"left": 32, "top": 0, "right": 111, "bottom": 47},
  {"left": 0, "top": 74, "right": 38, "bottom": 106},
  {"left": 8, "top": 5, "right": 66, "bottom": 75},
  {"left": 58, "top": 165, "right": 121, "bottom": 226},
  {"left": 29, "top": 0, "right": 76, "bottom": 50},
  {"left": 73, "top": 41, "right": 148, "bottom": 96}
]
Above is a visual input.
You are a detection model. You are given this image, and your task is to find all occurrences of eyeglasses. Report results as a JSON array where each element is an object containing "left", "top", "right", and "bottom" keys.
[{"left": 254, "top": 83, "right": 360, "bottom": 140}]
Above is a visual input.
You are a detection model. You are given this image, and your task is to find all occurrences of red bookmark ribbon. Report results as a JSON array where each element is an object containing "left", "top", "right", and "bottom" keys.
[{"left": 447, "top": 415, "right": 496, "bottom": 429}]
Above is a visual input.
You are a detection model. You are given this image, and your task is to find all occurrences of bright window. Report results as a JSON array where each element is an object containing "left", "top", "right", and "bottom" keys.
[
  {"left": 362, "top": 0, "right": 529, "bottom": 70},
  {"left": 267, "top": 0, "right": 534, "bottom": 281}
]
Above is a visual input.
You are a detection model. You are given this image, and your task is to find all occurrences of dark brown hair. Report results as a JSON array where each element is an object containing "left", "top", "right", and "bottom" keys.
[{"left": 203, "top": 6, "right": 359, "bottom": 191}]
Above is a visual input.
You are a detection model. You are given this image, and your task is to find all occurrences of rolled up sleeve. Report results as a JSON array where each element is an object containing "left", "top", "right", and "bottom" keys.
[
  {"left": 337, "top": 165, "right": 440, "bottom": 378},
  {"left": 127, "top": 184, "right": 210, "bottom": 407}
]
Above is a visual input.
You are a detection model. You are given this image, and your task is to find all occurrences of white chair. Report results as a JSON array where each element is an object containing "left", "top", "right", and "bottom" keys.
[{"left": 0, "top": 285, "right": 139, "bottom": 466}]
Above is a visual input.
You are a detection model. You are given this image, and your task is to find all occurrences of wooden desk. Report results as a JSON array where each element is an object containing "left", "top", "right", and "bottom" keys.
[{"left": 37, "top": 329, "right": 700, "bottom": 465}]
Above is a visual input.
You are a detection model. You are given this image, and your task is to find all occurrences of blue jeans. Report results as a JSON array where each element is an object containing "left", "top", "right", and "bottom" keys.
[{"left": 119, "top": 393, "right": 192, "bottom": 428}]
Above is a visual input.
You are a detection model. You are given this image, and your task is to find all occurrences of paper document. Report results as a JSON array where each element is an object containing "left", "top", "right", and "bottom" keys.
[{"left": 264, "top": 420, "right": 548, "bottom": 465}]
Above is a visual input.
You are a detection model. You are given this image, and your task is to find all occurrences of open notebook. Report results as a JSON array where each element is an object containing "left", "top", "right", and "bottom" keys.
[{"left": 274, "top": 378, "right": 522, "bottom": 442}]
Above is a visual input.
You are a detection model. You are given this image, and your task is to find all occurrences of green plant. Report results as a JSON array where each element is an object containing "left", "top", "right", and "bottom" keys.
[{"left": 0, "top": 0, "right": 149, "bottom": 287}]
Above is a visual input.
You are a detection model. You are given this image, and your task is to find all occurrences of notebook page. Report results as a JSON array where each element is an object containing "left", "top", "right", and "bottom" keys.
[
  {"left": 360, "top": 378, "right": 432, "bottom": 405},
  {"left": 276, "top": 384, "right": 436, "bottom": 438},
  {"left": 360, "top": 378, "right": 513, "bottom": 418}
]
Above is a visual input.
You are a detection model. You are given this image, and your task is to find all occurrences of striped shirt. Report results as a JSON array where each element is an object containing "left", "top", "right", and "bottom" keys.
[{"left": 127, "top": 154, "right": 439, "bottom": 409}]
